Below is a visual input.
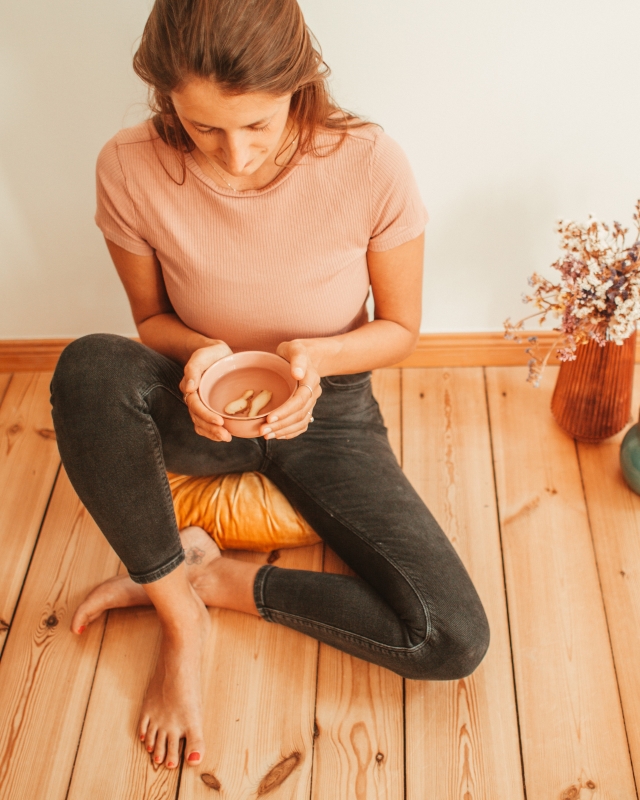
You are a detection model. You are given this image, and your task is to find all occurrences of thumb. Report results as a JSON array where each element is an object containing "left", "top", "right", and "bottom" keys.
[
  {"left": 290, "top": 352, "right": 307, "bottom": 381},
  {"left": 183, "top": 343, "right": 232, "bottom": 390}
]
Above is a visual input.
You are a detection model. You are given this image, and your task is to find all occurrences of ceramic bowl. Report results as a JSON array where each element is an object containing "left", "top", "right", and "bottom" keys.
[{"left": 198, "top": 351, "right": 298, "bottom": 438}]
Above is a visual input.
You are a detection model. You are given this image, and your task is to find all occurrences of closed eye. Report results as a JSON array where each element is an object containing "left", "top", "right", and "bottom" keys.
[{"left": 194, "top": 123, "right": 271, "bottom": 135}]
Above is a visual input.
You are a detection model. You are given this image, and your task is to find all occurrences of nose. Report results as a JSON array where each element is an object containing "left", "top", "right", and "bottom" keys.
[{"left": 223, "top": 134, "right": 252, "bottom": 174}]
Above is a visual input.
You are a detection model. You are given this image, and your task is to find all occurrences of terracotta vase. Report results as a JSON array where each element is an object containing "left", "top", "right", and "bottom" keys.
[{"left": 550, "top": 329, "right": 636, "bottom": 442}]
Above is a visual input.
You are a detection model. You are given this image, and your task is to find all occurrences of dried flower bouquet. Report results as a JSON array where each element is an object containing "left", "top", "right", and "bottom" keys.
[{"left": 504, "top": 200, "right": 640, "bottom": 386}]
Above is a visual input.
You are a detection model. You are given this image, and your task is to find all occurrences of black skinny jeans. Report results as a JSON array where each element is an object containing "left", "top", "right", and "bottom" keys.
[{"left": 50, "top": 334, "right": 489, "bottom": 680}]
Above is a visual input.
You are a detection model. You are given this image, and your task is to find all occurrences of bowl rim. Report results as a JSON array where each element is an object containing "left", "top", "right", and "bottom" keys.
[{"left": 198, "top": 351, "right": 298, "bottom": 420}]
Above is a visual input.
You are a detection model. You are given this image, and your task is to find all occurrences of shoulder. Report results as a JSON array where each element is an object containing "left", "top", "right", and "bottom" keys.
[
  {"left": 97, "top": 121, "right": 162, "bottom": 169},
  {"left": 99, "top": 120, "right": 159, "bottom": 153},
  {"left": 311, "top": 123, "right": 411, "bottom": 173},
  {"left": 96, "top": 120, "right": 181, "bottom": 186}
]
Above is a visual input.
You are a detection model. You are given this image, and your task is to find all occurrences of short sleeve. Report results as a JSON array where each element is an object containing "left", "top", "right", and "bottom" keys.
[
  {"left": 95, "top": 137, "right": 155, "bottom": 256},
  {"left": 368, "top": 130, "right": 429, "bottom": 252}
]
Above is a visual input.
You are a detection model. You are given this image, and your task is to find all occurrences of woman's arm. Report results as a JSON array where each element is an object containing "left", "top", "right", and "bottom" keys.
[
  {"left": 105, "top": 239, "right": 235, "bottom": 441},
  {"left": 278, "top": 232, "right": 424, "bottom": 377},
  {"left": 265, "top": 233, "right": 424, "bottom": 440},
  {"left": 105, "top": 239, "right": 226, "bottom": 366}
]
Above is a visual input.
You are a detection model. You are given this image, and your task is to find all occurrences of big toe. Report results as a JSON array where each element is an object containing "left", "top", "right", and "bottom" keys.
[
  {"left": 70, "top": 599, "right": 99, "bottom": 634},
  {"left": 185, "top": 731, "right": 205, "bottom": 766}
]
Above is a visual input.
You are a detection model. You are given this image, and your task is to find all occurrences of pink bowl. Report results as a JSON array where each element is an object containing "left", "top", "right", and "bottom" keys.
[{"left": 198, "top": 351, "right": 298, "bottom": 438}]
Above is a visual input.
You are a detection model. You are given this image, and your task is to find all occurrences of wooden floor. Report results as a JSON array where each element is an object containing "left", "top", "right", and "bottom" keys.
[{"left": 1, "top": 367, "right": 640, "bottom": 800}]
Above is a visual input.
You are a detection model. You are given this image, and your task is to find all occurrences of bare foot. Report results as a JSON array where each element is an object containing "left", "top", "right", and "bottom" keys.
[
  {"left": 140, "top": 585, "right": 210, "bottom": 769},
  {"left": 71, "top": 574, "right": 151, "bottom": 634},
  {"left": 71, "top": 527, "right": 221, "bottom": 635},
  {"left": 180, "top": 526, "right": 260, "bottom": 613}
]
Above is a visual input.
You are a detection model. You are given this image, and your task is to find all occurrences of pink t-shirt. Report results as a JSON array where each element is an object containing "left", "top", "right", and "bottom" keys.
[{"left": 95, "top": 120, "right": 428, "bottom": 353}]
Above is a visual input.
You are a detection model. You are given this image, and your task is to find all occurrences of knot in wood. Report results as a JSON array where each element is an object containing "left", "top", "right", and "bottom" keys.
[
  {"left": 257, "top": 753, "right": 301, "bottom": 796},
  {"left": 37, "top": 428, "right": 57, "bottom": 440},
  {"left": 586, "top": 781, "right": 596, "bottom": 790},
  {"left": 375, "top": 752, "right": 384, "bottom": 763},
  {"left": 45, "top": 614, "right": 58, "bottom": 628},
  {"left": 201, "top": 772, "right": 221, "bottom": 790},
  {"left": 267, "top": 550, "right": 281, "bottom": 564}
]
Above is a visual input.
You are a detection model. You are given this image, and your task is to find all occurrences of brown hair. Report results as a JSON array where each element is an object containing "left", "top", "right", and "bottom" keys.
[{"left": 133, "top": 0, "right": 367, "bottom": 173}]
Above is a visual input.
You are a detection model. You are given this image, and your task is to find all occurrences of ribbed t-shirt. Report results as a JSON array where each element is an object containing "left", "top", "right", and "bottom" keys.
[{"left": 95, "top": 120, "right": 428, "bottom": 353}]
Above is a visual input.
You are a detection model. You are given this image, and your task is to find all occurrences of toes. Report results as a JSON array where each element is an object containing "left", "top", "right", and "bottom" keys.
[
  {"left": 186, "top": 731, "right": 205, "bottom": 766},
  {"left": 144, "top": 725, "right": 158, "bottom": 754},
  {"left": 165, "top": 733, "right": 181, "bottom": 769},
  {"left": 153, "top": 731, "right": 167, "bottom": 765},
  {"left": 70, "top": 607, "right": 90, "bottom": 635}
]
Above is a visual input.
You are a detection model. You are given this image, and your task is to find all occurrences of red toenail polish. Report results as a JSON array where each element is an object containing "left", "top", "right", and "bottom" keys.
[
  {"left": 167, "top": 762, "right": 175, "bottom": 768},
  {"left": 77, "top": 626, "right": 85, "bottom": 634},
  {"left": 188, "top": 752, "right": 200, "bottom": 762},
  {"left": 147, "top": 747, "right": 153, "bottom": 752},
  {"left": 140, "top": 735, "right": 145, "bottom": 741}
]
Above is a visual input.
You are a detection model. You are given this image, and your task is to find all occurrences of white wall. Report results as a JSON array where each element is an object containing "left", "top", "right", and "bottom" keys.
[{"left": 1, "top": 0, "right": 639, "bottom": 338}]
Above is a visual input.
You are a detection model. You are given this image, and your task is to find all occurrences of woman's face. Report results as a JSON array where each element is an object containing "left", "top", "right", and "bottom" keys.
[{"left": 171, "top": 78, "right": 293, "bottom": 177}]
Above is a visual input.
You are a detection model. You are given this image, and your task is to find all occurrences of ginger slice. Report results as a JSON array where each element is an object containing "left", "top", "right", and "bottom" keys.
[
  {"left": 248, "top": 389, "right": 273, "bottom": 417},
  {"left": 224, "top": 389, "right": 254, "bottom": 415}
]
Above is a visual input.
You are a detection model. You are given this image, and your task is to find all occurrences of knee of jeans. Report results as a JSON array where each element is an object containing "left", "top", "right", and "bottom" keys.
[
  {"left": 405, "top": 602, "right": 491, "bottom": 682},
  {"left": 51, "top": 333, "right": 140, "bottom": 411}
]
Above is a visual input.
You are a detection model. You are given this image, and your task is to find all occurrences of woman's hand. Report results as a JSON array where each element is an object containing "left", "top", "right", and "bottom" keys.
[
  {"left": 179, "top": 341, "right": 234, "bottom": 443},
  {"left": 262, "top": 341, "right": 322, "bottom": 439}
]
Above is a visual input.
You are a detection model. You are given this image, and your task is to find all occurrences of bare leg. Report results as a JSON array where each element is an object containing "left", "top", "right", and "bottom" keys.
[{"left": 139, "top": 563, "right": 210, "bottom": 769}]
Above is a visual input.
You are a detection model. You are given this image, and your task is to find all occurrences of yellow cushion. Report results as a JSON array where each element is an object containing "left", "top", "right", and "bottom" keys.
[{"left": 168, "top": 472, "right": 321, "bottom": 552}]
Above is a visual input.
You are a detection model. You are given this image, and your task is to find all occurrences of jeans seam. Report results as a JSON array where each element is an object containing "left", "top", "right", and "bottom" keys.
[
  {"left": 129, "top": 549, "right": 185, "bottom": 585},
  {"left": 133, "top": 383, "right": 185, "bottom": 583},
  {"left": 141, "top": 381, "right": 184, "bottom": 405},
  {"left": 263, "top": 456, "right": 434, "bottom": 645},
  {"left": 263, "top": 607, "right": 430, "bottom": 657},
  {"left": 253, "top": 563, "right": 275, "bottom": 619}
]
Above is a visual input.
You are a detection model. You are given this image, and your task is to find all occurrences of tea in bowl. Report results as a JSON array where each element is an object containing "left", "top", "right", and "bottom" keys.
[{"left": 198, "top": 351, "right": 298, "bottom": 438}]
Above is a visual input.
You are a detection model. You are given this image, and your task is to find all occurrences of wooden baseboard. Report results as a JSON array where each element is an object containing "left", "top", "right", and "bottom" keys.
[
  {"left": 395, "top": 331, "right": 565, "bottom": 368},
  {"left": 1, "top": 332, "right": 637, "bottom": 372}
]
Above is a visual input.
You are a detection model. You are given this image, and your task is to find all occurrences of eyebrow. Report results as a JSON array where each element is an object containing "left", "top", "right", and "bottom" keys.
[{"left": 188, "top": 117, "right": 271, "bottom": 129}]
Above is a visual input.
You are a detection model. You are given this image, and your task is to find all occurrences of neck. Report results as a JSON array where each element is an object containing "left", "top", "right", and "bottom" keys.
[{"left": 196, "top": 124, "right": 298, "bottom": 192}]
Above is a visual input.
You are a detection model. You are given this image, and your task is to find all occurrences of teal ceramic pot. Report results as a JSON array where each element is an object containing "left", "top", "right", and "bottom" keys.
[{"left": 621, "top": 423, "right": 640, "bottom": 495}]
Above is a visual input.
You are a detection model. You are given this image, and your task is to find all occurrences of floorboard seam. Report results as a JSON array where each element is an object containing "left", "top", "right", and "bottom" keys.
[
  {"left": 0, "top": 372, "right": 14, "bottom": 408},
  {"left": 63, "top": 605, "right": 113, "bottom": 800},
  {"left": 482, "top": 367, "right": 528, "bottom": 800},
  {"left": 574, "top": 440, "right": 640, "bottom": 800},
  {"left": 0, "top": 460, "right": 61, "bottom": 662},
  {"left": 308, "top": 542, "right": 325, "bottom": 800}
]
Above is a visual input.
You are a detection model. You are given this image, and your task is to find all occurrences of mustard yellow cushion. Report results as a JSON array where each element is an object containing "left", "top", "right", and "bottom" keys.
[{"left": 168, "top": 472, "right": 321, "bottom": 552}]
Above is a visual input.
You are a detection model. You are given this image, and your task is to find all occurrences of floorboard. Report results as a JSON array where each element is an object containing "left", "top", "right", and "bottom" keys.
[
  {"left": 311, "top": 369, "right": 404, "bottom": 800},
  {"left": 486, "top": 366, "right": 636, "bottom": 799},
  {"left": 0, "top": 468, "right": 120, "bottom": 800},
  {"left": 0, "top": 372, "right": 60, "bottom": 656},
  {"left": 577, "top": 369, "right": 640, "bottom": 785},
  {"left": 3, "top": 366, "right": 640, "bottom": 798},
  {"left": 402, "top": 368, "right": 524, "bottom": 800}
]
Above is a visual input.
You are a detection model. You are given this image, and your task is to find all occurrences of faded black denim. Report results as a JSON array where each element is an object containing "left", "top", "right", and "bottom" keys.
[{"left": 50, "top": 334, "right": 490, "bottom": 680}]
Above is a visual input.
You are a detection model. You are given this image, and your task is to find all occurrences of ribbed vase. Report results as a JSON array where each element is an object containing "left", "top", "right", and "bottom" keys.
[{"left": 551, "top": 329, "right": 636, "bottom": 442}]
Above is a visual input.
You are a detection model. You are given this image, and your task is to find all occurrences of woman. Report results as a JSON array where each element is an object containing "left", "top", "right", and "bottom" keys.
[{"left": 51, "top": 0, "right": 489, "bottom": 772}]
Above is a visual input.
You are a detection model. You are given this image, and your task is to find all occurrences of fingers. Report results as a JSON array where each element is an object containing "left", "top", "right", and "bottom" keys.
[
  {"left": 261, "top": 386, "right": 318, "bottom": 439},
  {"left": 179, "top": 341, "right": 233, "bottom": 396},
  {"left": 183, "top": 389, "right": 232, "bottom": 443},
  {"left": 265, "top": 413, "right": 314, "bottom": 439}
]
